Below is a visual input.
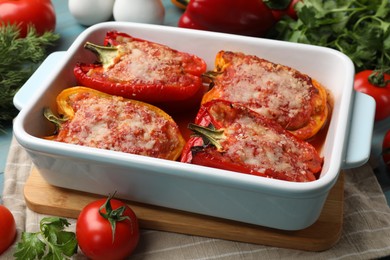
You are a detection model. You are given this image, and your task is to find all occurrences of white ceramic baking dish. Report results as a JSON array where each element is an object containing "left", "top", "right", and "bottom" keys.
[{"left": 13, "top": 22, "right": 375, "bottom": 231}]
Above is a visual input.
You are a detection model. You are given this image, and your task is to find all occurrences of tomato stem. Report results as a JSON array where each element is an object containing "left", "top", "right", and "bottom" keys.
[
  {"left": 99, "top": 193, "right": 131, "bottom": 244},
  {"left": 368, "top": 68, "right": 390, "bottom": 87}
]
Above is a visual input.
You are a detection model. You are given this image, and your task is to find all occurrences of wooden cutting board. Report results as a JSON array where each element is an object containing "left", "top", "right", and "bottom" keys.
[{"left": 24, "top": 167, "right": 344, "bottom": 252}]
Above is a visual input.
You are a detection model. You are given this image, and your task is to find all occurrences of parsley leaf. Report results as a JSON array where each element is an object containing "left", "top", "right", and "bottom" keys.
[
  {"left": 268, "top": 0, "right": 390, "bottom": 72},
  {"left": 13, "top": 217, "right": 78, "bottom": 260},
  {"left": 14, "top": 232, "right": 46, "bottom": 260}
]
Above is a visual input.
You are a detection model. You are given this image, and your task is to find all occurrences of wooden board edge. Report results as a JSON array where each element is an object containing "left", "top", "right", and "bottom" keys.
[{"left": 24, "top": 168, "right": 344, "bottom": 251}]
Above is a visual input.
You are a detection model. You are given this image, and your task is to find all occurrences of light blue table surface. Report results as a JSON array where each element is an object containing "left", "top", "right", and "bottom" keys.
[{"left": 1, "top": 0, "right": 390, "bottom": 207}]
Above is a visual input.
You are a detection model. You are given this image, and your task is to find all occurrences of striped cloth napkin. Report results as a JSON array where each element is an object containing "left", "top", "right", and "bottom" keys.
[{"left": 2, "top": 135, "right": 390, "bottom": 260}]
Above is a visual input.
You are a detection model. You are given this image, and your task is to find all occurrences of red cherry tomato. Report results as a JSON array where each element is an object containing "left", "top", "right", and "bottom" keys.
[
  {"left": 76, "top": 196, "right": 139, "bottom": 260},
  {"left": 354, "top": 70, "right": 390, "bottom": 121},
  {"left": 0, "top": 0, "right": 56, "bottom": 37},
  {"left": 0, "top": 205, "right": 17, "bottom": 254}
]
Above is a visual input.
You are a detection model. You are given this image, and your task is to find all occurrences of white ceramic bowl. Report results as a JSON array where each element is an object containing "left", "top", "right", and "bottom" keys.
[{"left": 13, "top": 22, "right": 375, "bottom": 230}]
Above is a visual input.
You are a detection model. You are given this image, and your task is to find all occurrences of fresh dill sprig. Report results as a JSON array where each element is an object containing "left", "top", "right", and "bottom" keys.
[{"left": 0, "top": 23, "right": 60, "bottom": 132}]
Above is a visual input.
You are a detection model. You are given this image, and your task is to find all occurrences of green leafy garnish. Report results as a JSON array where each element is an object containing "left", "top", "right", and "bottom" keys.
[
  {"left": 13, "top": 217, "right": 78, "bottom": 260},
  {"left": 0, "top": 23, "right": 59, "bottom": 131},
  {"left": 269, "top": 0, "right": 390, "bottom": 72}
]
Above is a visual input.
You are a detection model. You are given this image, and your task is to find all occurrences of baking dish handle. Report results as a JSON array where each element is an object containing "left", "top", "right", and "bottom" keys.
[
  {"left": 342, "top": 91, "right": 375, "bottom": 169},
  {"left": 13, "top": 51, "right": 66, "bottom": 111}
]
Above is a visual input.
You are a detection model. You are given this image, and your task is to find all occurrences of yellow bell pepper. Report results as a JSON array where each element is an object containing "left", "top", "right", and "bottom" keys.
[{"left": 44, "top": 86, "right": 185, "bottom": 161}]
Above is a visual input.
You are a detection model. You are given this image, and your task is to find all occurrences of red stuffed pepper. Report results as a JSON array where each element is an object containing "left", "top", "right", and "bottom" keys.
[
  {"left": 181, "top": 100, "right": 323, "bottom": 182},
  {"left": 74, "top": 31, "right": 207, "bottom": 105}
]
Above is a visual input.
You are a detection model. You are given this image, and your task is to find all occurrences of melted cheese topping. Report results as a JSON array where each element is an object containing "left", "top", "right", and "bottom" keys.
[
  {"left": 209, "top": 102, "right": 321, "bottom": 181},
  {"left": 224, "top": 117, "right": 302, "bottom": 174},
  {"left": 102, "top": 41, "right": 196, "bottom": 84},
  {"left": 215, "top": 52, "right": 314, "bottom": 129},
  {"left": 55, "top": 93, "right": 182, "bottom": 159}
]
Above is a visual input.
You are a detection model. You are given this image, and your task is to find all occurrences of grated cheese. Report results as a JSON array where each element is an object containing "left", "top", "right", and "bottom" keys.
[{"left": 56, "top": 93, "right": 181, "bottom": 158}]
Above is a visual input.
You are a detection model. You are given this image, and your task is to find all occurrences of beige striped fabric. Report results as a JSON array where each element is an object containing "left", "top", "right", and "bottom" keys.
[{"left": 2, "top": 136, "right": 390, "bottom": 260}]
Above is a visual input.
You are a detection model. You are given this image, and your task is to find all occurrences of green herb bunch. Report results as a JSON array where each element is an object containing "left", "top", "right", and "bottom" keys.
[
  {"left": 13, "top": 217, "right": 78, "bottom": 260},
  {"left": 270, "top": 0, "right": 390, "bottom": 72},
  {"left": 0, "top": 24, "right": 59, "bottom": 131}
]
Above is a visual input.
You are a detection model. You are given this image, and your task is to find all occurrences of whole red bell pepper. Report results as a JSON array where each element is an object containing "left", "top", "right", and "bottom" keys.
[
  {"left": 181, "top": 100, "right": 323, "bottom": 182},
  {"left": 178, "top": 0, "right": 276, "bottom": 37},
  {"left": 73, "top": 31, "right": 207, "bottom": 105}
]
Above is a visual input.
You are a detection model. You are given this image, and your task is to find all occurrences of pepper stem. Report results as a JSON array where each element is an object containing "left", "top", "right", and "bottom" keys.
[
  {"left": 43, "top": 107, "right": 68, "bottom": 135},
  {"left": 84, "top": 42, "right": 119, "bottom": 69},
  {"left": 188, "top": 123, "right": 226, "bottom": 152},
  {"left": 202, "top": 71, "right": 222, "bottom": 89}
]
